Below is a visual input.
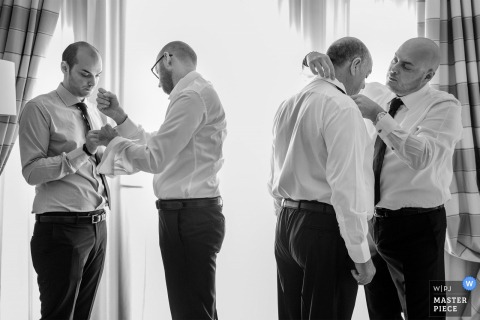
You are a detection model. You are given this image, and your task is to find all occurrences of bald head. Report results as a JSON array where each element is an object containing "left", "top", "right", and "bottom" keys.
[
  {"left": 399, "top": 37, "right": 440, "bottom": 73},
  {"left": 386, "top": 37, "right": 441, "bottom": 96},
  {"left": 158, "top": 41, "right": 197, "bottom": 67}
]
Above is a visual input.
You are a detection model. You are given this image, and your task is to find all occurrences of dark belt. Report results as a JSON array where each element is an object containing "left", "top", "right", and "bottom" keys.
[
  {"left": 35, "top": 209, "right": 106, "bottom": 224},
  {"left": 282, "top": 199, "right": 335, "bottom": 214},
  {"left": 156, "top": 197, "right": 222, "bottom": 211},
  {"left": 375, "top": 205, "right": 444, "bottom": 218}
]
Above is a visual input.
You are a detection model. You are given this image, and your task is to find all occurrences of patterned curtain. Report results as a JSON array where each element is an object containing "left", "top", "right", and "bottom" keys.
[
  {"left": 417, "top": 0, "right": 480, "bottom": 261},
  {"left": 0, "top": 0, "right": 61, "bottom": 175}
]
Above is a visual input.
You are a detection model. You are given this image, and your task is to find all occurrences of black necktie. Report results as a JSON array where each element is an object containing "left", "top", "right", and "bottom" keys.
[
  {"left": 76, "top": 102, "right": 110, "bottom": 207},
  {"left": 373, "top": 97, "right": 403, "bottom": 205}
]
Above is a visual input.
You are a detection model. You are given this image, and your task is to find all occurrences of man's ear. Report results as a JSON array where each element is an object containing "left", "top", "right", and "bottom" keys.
[
  {"left": 60, "top": 61, "right": 69, "bottom": 75},
  {"left": 350, "top": 57, "right": 362, "bottom": 75},
  {"left": 164, "top": 52, "right": 173, "bottom": 67},
  {"left": 424, "top": 69, "right": 435, "bottom": 81}
]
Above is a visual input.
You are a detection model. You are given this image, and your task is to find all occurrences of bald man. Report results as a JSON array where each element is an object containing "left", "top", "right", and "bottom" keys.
[
  {"left": 94, "top": 41, "right": 226, "bottom": 320},
  {"left": 306, "top": 37, "right": 463, "bottom": 319}
]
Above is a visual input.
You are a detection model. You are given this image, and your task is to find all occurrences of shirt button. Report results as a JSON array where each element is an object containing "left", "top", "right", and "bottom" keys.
[
  {"left": 392, "top": 147, "right": 395, "bottom": 150},
  {"left": 378, "top": 129, "right": 382, "bottom": 133}
]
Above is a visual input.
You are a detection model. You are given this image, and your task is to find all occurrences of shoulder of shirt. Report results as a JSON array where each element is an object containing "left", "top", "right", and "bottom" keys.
[
  {"left": 21, "top": 90, "right": 58, "bottom": 118},
  {"left": 425, "top": 85, "right": 461, "bottom": 106},
  {"left": 25, "top": 89, "right": 57, "bottom": 106},
  {"left": 308, "top": 87, "right": 357, "bottom": 111},
  {"left": 177, "top": 76, "right": 215, "bottom": 97}
]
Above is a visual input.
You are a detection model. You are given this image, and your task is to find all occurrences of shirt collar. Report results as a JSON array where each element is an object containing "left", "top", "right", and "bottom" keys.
[
  {"left": 168, "top": 71, "right": 201, "bottom": 100},
  {"left": 397, "top": 83, "right": 430, "bottom": 111},
  {"left": 56, "top": 83, "right": 87, "bottom": 108},
  {"left": 318, "top": 76, "right": 347, "bottom": 94}
]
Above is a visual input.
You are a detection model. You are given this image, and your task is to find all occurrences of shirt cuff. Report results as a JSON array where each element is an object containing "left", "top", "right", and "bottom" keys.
[
  {"left": 375, "top": 113, "right": 400, "bottom": 140},
  {"left": 116, "top": 117, "right": 139, "bottom": 138},
  {"left": 97, "top": 136, "right": 140, "bottom": 176},
  {"left": 66, "top": 147, "right": 90, "bottom": 171},
  {"left": 346, "top": 240, "right": 371, "bottom": 264},
  {"left": 96, "top": 136, "right": 124, "bottom": 176}
]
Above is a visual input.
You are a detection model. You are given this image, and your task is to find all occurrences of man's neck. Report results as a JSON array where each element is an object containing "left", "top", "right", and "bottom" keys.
[{"left": 172, "top": 67, "right": 195, "bottom": 87}]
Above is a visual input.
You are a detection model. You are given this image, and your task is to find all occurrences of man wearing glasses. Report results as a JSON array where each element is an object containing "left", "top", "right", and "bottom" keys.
[{"left": 94, "top": 41, "right": 227, "bottom": 320}]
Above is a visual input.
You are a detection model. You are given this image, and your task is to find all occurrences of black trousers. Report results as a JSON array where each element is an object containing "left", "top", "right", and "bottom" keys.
[
  {"left": 373, "top": 207, "right": 447, "bottom": 320},
  {"left": 364, "top": 221, "right": 403, "bottom": 320},
  {"left": 30, "top": 220, "right": 107, "bottom": 320},
  {"left": 158, "top": 201, "right": 225, "bottom": 320},
  {"left": 275, "top": 205, "right": 358, "bottom": 320}
]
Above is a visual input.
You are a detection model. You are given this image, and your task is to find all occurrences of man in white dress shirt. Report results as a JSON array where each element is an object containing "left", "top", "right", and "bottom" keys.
[
  {"left": 94, "top": 41, "right": 227, "bottom": 320},
  {"left": 306, "top": 37, "right": 463, "bottom": 319},
  {"left": 269, "top": 37, "right": 376, "bottom": 320}
]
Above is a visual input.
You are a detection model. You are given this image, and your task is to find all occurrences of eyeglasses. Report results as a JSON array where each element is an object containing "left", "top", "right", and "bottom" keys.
[{"left": 151, "top": 53, "right": 173, "bottom": 79}]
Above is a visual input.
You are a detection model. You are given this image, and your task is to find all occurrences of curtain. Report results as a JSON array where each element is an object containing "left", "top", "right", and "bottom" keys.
[
  {"left": 58, "top": 0, "right": 129, "bottom": 319},
  {"left": 0, "top": 0, "right": 60, "bottom": 175},
  {"left": 0, "top": 0, "right": 60, "bottom": 315},
  {"left": 277, "top": 0, "right": 350, "bottom": 52},
  {"left": 418, "top": 0, "right": 480, "bottom": 262}
]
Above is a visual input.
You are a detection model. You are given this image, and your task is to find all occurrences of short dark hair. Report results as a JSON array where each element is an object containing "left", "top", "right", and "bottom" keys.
[
  {"left": 326, "top": 37, "right": 370, "bottom": 68},
  {"left": 161, "top": 41, "right": 197, "bottom": 66},
  {"left": 62, "top": 41, "right": 100, "bottom": 68}
]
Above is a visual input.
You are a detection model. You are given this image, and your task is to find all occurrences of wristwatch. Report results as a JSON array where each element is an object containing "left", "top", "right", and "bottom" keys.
[{"left": 83, "top": 143, "right": 93, "bottom": 156}]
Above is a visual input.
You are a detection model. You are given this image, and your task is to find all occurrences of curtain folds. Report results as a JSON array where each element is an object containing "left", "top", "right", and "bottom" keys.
[
  {"left": 277, "top": 0, "right": 350, "bottom": 52},
  {"left": 418, "top": 0, "right": 480, "bottom": 262},
  {"left": 0, "top": 0, "right": 60, "bottom": 175},
  {"left": 57, "top": 0, "right": 129, "bottom": 318}
]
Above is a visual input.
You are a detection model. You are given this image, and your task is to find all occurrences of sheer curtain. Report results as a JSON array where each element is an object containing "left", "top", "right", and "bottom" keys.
[
  {"left": 58, "top": 1, "right": 129, "bottom": 319},
  {"left": 277, "top": 0, "right": 350, "bottom": 53}
]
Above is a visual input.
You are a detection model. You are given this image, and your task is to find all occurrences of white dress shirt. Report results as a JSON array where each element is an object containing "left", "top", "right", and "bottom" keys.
[
  {"left": 19, "top": 83, "right": 108, "bottom": 213},
  {"left": 268, "top": 77, "right": 374, "bottom": 263},
  {"left": 363, "top": 82, "right": 463, "bottom": 209},
  {"left": 97, "top": 71, "right": 227, "bottom": 199}
]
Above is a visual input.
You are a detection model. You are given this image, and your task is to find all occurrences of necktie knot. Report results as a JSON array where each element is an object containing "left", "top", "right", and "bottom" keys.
[
  {"left": 76, "top": 102, "right": 88, "bottom": 113},
  {"left": 388, "top": 97, "right": 403, "bottom": 118}
]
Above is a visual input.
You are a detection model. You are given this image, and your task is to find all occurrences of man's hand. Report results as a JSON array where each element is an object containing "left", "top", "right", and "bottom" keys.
[
  {"left": 88, "top": 124, "right": 119, "bottom": 147},
  {"left": 96, "top": 88, "right": 128, "bottom": 125},
  {"left": 98, "top": 124, "right": 119, "bottom": 147},
  {"left": 306, "top": 52, "right": 335, "bottom": 80},
  {"left": 351, "top": 258, "right": 376, "bottom": 286},
  {"left": 352, "top": 94, "right": 384, "bottom": 122},
  {"left": 85, "top": 131, "right": 101, "bottom": 155}
]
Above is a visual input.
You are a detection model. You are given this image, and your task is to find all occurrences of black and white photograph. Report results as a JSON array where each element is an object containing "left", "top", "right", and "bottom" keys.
[{"left": 0, "top": 0, "right": 479, "bottom": 319}]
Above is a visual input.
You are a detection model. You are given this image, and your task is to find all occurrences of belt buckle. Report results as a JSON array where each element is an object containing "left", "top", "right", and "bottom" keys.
[{"left": 91, "top": 214, "right": 104, "bottom": 224}]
